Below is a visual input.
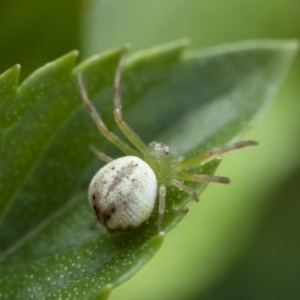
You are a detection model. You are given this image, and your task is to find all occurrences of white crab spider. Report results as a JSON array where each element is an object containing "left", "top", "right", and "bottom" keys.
[{"left": 77, "top": 59, "right": 256, "bottom": 232}]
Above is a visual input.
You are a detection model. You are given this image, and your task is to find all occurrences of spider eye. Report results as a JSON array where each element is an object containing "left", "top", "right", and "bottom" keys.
[
  {"left": 149, "top": 141, "right": 171, "bottom": 157},
  {"left": 164, "top": 146, "right": 170, "bottom": 155}
]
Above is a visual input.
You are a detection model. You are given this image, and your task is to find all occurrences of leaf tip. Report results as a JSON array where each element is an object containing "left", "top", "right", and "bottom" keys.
[
  {"left": 13, "top": 64, "right": 21, "bottom": 71},
  {"left": 70, "top": 50, "right": 80, "bottom": 61}
]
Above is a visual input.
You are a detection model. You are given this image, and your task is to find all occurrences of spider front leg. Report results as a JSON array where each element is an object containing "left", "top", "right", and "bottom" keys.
[
  {"left": 112, "top": 58, "right": 149, "bottom": 155},
  {"left": 77, "top": 72, "right": 139, "bottom": 157}
]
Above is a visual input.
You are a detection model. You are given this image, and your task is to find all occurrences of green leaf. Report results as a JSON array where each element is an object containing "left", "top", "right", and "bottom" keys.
[{"left": 0, "top": 40, "right": 297, "bottom": 299}]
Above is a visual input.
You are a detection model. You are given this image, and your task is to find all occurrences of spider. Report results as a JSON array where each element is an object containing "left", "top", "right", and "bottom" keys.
[{"left": 77, "top": 58, "right": 256, "bottom": 232}]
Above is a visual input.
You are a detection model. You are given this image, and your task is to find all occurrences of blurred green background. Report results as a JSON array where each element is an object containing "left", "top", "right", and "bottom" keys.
[{"left": 1, "top": 0, "right": 299, "bottom": 299}]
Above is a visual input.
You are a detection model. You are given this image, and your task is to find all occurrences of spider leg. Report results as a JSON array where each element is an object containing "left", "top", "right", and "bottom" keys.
[
  {"left": 77, "top": 72, "right": 139, "bottom": 156},
  {"left": 158, "top": 184, "right": 166, "bottom": 232},
  {"left": 113, "top": 58, "right": 149, "bottom": 155},
  {"left": 178, "top": 140, "right": 257, "bottom": 170},
  {"left": 171, "top": 179, "right": 198, "bottom": 201},
  {"left": 89, "top": 145, "right": 113, "bottom": 163},
  {"left": 175, "top": 172, "right": 230, "bottom": 185}
]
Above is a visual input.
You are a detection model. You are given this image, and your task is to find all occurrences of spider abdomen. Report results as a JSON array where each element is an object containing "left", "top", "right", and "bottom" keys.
[{"left": 88, "top": 156, "right": 158, "bottom": 231}]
